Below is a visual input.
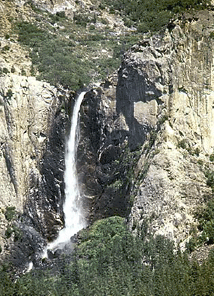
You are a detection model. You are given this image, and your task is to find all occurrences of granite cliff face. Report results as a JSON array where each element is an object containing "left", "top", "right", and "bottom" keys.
[
  {"left": 127, "top": 12, "right": 214, "bottom": 247},
  {"left": 78, "top": 11, "right": 214, "bottom": 248},
  {"left": 0, "top": 73, "right": 71, "bottom": 267},
  {"left": 120, "top": 11, "right": 214, "bottom": 247}
]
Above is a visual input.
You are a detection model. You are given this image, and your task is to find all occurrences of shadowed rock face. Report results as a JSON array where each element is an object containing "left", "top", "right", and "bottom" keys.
[
  {"left": 77, "top": 82, "right": 134, "bottom": 222},
  {"left": 116, "top": 54, "right": 163, "bottom": 149},
  {"left": 25, "top": 109, "right": 67, "bottom": 240}
]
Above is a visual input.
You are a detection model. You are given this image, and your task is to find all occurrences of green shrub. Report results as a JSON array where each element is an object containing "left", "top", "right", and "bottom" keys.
[
  {"left": 99, "top": 3, "right": 106, "bottom": 10},
  {"left": 100, "top": 18, "right": 108, "bottom": 25},
  {"left": 158, "top": 114, "right": 169, "bottom": 125},
  {"left": 197, "top": 159, "right": 203, "bottom": 166},
  {"left": 11, "top": 66, "right": 15, "bottom": 73},
  {"left": 4, "top": 206, "right": 16, "bottom": 221},
  {"left": 123, "top": 17, "right": 135, "bottom": 28},
  {"left": 193, "top": 147, "right": 200, "bottom": 156},
  {"left": 205, "top": 171, "right": 214, "bottom": 189},
  {"left": 6, "top": 89, "right": 13, "bottom": 100},
  {"left": 89, "top": 24, "right": 95, "bottom": 30},
  {"left": 3, "top": 68, "right": 9, "bottom": 74},
  {"left": 74, "top": 13, "right": 89, "bottom": 26},
  {"left": 27, "top": 0, "right": 42, "bottom": 13},
  {"left": 5, "top": 226, "right": 13, "bottom": 239},
  {"left": 2, "top": 45, "right": 10, "bottom": 52},
  {"left": 56, "top": 11, "right": 66, "bottom": 18},
  {"left": 210, "top": 153, "right": 214, "bottom": 162},
  {"left": 149, "top": 129, "right": 157, "bottom": 148},
  {"left": 178, "top": 139, "right": 188, "bottom": 150},
  {"left": 5, "top": 224, "right": 22, "bottom": 241},
  {"left": 21, "top": 69, "right": 26, "bottom": 76},
  {"left": 186, "top": 235, "right": 198, "bottom": 252},
  {"left": 14, "top": 228, "right": 22, "bottom": 242}
]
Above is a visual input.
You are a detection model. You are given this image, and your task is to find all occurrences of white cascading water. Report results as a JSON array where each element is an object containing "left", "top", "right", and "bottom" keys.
[{"left": 42, "top": 91, "right": 87, "bottom": 257}]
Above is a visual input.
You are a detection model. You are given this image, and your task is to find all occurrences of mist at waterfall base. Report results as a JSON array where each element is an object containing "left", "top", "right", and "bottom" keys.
[{"left": 42, "top": 91, "right": 87, "bottom": 258}]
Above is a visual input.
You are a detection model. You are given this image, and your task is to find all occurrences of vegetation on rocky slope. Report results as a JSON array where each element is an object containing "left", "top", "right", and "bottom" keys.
[
  {"left": 186, "top": 172, "right": 214, "bottom": 252},
  {"left": 101, "top": 0, "right": 211, "bottom": 32},
  {"left": 6, "top": 1, "right": 141, "bottom": 90}
]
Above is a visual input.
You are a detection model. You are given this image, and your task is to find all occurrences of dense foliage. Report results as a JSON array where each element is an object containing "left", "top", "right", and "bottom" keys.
[
  {"left": 15, "top": 21, "right": 108, "bottom": 90},
  {"left": 1, "top": 216, "right": 214, "bottom": 295},
  {"left": 14, "top": 8, "right": 140, "bottom": 90},
  {"left": 101, "top": 0, "right": 211, "bottom": 32}
]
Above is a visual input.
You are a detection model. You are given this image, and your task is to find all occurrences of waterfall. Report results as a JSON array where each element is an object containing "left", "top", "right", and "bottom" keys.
[{"left": 42, "top": 91, "right": 86, "bottom": 256}]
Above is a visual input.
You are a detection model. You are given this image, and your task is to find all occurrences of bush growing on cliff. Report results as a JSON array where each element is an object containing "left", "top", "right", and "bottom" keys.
[
  {"left": 210, "top": 153, "right": 214, "bottom": 162},
  {"left": 4, "top": 206, "right": 16, "bottom": 221},
  {"left": 205, "top": 170, "right": 214, "bottom": 190},
  {"left": 196, "top": 199, "right": 214, "bottom": 244}
]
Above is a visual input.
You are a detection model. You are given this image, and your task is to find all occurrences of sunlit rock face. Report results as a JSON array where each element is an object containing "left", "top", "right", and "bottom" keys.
[
  {"left": 28, "top": 0, "right": 92, "bottom": 14},
  {"left": 117, "top": 14, "right": 214, "bottom": 152},
  {"left": 118, "top": 11, "right": 214, "bottom": 247},
  {"left": 0, "top": 74, "right": 69, "bottom": 267},
  {"left": 31, "top": 0, "right": 75, "bottom": 13}
]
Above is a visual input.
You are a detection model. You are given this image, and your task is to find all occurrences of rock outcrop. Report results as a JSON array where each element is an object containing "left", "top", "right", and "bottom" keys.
[
  {"left": 78, "top": 10, "right": 214, "bottom": 248},
  {"left": 127, "top": 11, "right": 214, "bottom": 247}
]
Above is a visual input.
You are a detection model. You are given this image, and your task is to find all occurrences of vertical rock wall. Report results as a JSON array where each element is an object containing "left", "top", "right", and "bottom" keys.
[
  {"left": 78, "top": 11, "right": 214, "bottom": 248},
  {"left": 119, "top": 11, "right": 214, "bottom": 246},
  {"left": 0, "top": 74, "right": 70, "bottom": 267}
]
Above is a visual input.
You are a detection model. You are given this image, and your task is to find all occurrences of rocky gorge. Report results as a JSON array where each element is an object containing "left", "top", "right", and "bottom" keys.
[{"left": 0, "top": 0, "right": 214, "bottom": 278}]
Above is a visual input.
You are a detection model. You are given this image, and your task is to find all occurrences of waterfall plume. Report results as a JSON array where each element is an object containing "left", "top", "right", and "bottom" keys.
[{"left": 42, "top": 91, "right": 86, "bottom": 256}]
